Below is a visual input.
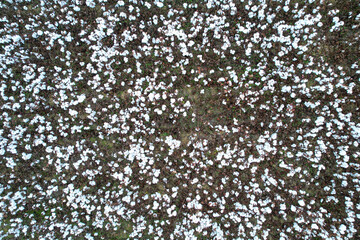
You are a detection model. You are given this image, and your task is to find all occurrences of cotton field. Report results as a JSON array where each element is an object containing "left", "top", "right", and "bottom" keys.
[{"left": 0, "top": 0, "right": 359, "bottom": 239}]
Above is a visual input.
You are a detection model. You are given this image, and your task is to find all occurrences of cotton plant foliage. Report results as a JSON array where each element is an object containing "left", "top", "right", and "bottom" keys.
[{"left": 0, "top": 0, "right": 359, "bottom": 239}]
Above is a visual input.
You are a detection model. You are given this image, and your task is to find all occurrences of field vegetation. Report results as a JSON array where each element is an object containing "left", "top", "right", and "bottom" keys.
[{"left": 0, "top": 0, "right": 359, "bottom": 239}]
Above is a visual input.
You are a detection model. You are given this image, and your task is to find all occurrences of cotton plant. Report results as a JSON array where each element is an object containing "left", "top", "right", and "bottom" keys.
[{"left": 0, "top": 0, "right": 359, "bottom": 239}]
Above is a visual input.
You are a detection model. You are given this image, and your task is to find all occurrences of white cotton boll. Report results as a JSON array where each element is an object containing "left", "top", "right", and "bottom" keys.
[
  {"left": 339, "top": 224, "right": 347, "bottom": 234},
  {"left": 251, "top": 5, "right": 258, "bottom": 12},
  {"left": 315, "top": 116, "right": 325, "bottom": 126},
  {"left": 166, "top": 56, "right": 174, "bottom": 62},
  {"left": 69, "top": 109, "right": 78, "bottom": 117},
  {"left": 6, "top": 158, "right": 16, "bottom": 169},
  {"left": 119, "top": 12, "right": 127, "bottom": 18},
  {"left": 149, "top": 92, "right": 155, "bottom": 101},
  {"left": 340, "top": 162, "right": 349, "bottom": 168},
  {"left": 78, "top": 94, "right": 86, "bottom": 103},
  {"left": 195, "top": 202, "right": 202, "bottom": 210},
  {"left": 264, "top": 207, "right": 272, "bottom": 214},
  {"left": 153, "top": 201, "right": 159, "bottom": 210},
  {"left": 252, "top": 32, "right": 260, "bottom": 43},
  {"left": 184, "top": 101, "right": 191, "bottom": 108},
  {"left": 222, "top": 42, "right": 229, "bottom": 50},
  {"left": 144, "top": 114, "right": 149, "bottom": 122},
  {"left": 136, "top": 62, "right": 142, "bottom": 73},
  {"left": 311, "top": 224, "right": 319, "bottom": 230},
  {"left": 86, "top": 0, "right": 95, "bottom": 8},
  {"left": 155, "top": 1, "right": 163, "bottom": 8},
  {"left": 264, "top": 142, "right": 273, "bottom": 152},
  {"left": 161, "top": 105, "right": 166, "bottom": 111},
  {"left": 283, "top": 6, "right": 289, "bottom": 12},
  {"left": 107, "top": 28, "right": 114, "bottom": 35},
  {"left": 291, "top": 205, "right": 296, "bottom": 212},
  {"left": 257, "top": 136, "right": 265, "bottom": 143},
  {"left": 191, "top": 178, "right": 199, "bottom": 184},
  {"left": 65, "top": 33, "right": 72, "bottom": 42},
  {"left": 281, "top": 86, "right": 291, "bottom": 93},
  {"left": 124, "top": 166, "right": 132, "bottom": 175},
  {"left": 122, "top": 195, "right": 131, "bottom": 203},
  {"left": 341, "top": 180, "right": 347, "bottom": 187},
  {"left": 144, "top": 2, "right": 151, "bottom": 9},
  {"left": 339, "top": 150, "right": 346, "bottom": 156},
  {"left": 167, "top": 208, "right": 173, "bottom": 216},
  {"left": 245, "top": 47, "right": 251, "bottom": 56},
  {"left": 134, "top": 90, "right": 141, "bottom": 97},
  {"left": 22, "top": 152, "right": 32, "bottom": 160},
  {"left": 298, "top": 200, "right": 305, "bottom": 207},
  {"left": 155, "top": 109, "right": 162, "bottom": 115},
  {"left": 152, "top": 177, "right": 159, "bottom": 184},
  {"left": 267, "top": 14, "right": 274, "bottom": 24},
  {"left": 267, "top": 176, "right": 277, "bottom": 186}
]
